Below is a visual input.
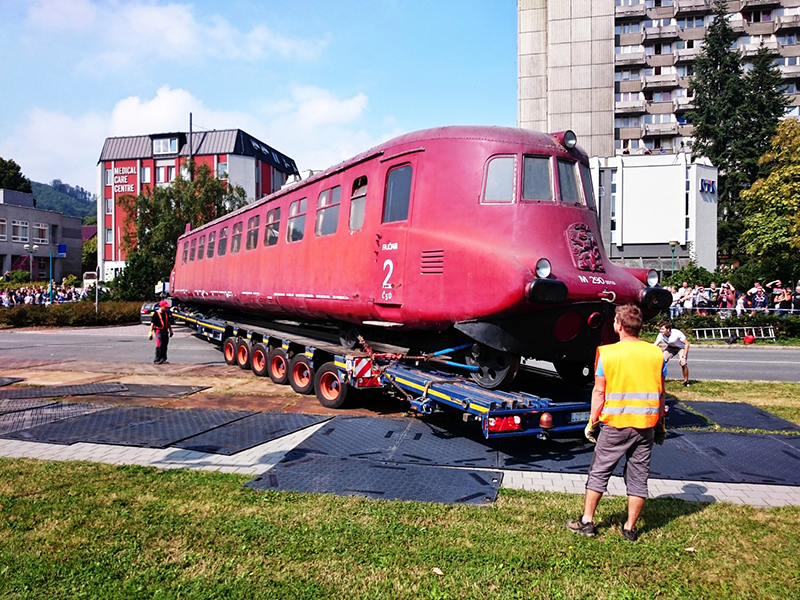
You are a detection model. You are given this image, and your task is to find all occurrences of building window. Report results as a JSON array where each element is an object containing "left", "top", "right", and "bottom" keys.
[
  {"left": 105, "top": 169, "right": 113, "bottom": 186},
  {"left": 483, "top": 157, "right": 516, "bottom": 204},
  {"left": 217, "top": 162, "right": 228, "bottom": 178},
  {"left": 105, "top": 228, "right": 113, "bottom": 244},
  {"left": 153, "top": 138, "right": 178, "bottom": 154},
  {"left": 12, "top": 220, "right": 29, "bottom": 242},
  {"left": 168, "top": 166, "right": 176, "bottom": 182},
  {"left": 287, "top": 198, "right": 307, "bottom": 243},
  {"left": 615, "top": 22, "right": 640, "bottom": 35},
  {"left": 349, "top": 176, "right": 368, "bottom": 231},
  {"left": 677, "top": 17, "right": 704, "bottom": 29},
  {"left": 230, "top": 221, "right": 243, "bottom": 253},
  {"left": 157, "top": 166, "right": 166, "bottom": 183},
  {"left": 0, "top": 218, "right": 6, "bottom": 241},
  {"left": 744, "top": 10, "right": 772, "bottom": 23},
  {"left": 315, "top": 186, "right": 341, "bottom": 237},
  {"left": 207, "top": 231, "right": 216, "bottom": 258},
  {"left": 246, "top": 216, "right": 260, "bottom": 250},
  {"left": 610, "top": 169, "right": 618, "bottom": 244},
  {"left": 180, "top": 164, "right": 191, "bottom": 180},
  {"left": 141, "top": 167, "right": 151, "bottom": 183},
  {"left": 218, "top": 227, "right": 228, "bottom": 256},
  {"left": 197, "top": 235, "right": 205, "bottom": 260},
  {"left": 33, "top": 223, "right": 48, "bottom": 244},
  {"left": 105, "top": 197, "right": 113, "bottom": 214},
  {"left": 264, "top": 208, "right": 281, "bottom": 246}
]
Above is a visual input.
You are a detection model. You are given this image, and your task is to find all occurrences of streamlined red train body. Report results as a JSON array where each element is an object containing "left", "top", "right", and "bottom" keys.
[{"left": 171, "top": 126, "right": 670, "bottom": 387}]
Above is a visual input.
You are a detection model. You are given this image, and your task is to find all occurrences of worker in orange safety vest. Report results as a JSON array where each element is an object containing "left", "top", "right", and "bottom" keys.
[{"left": 566, "top": 304, "right": 666, "bottom": 542}]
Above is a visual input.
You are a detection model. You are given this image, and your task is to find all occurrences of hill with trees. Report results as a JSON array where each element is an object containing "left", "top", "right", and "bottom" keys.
[{"left": 31, "top": 180, "right": 95, "bottom": 221}]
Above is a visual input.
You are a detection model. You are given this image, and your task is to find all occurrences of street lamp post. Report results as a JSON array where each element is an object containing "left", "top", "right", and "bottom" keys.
[
  {"left": 49, "top": 250, "right": 54, "bottom": 303},
  {"left": 669, "top": 240, "right": 680, "bottom": 276},
  {"left": 23, "top": 243, "right": 39, "bottom": 282}
]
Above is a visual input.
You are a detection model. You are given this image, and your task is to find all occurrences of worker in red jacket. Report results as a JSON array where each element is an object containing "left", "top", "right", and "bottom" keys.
[
  {"left": 566, "top": 304, "right": 666, "bottom": 542},
  {"left": 148, "top": 300, "right": 173, "bottom": 364}
]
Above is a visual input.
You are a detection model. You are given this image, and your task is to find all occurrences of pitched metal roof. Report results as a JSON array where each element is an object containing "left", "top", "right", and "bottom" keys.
[{"left": 98, "top": 129, "right": 298, "bottom": 175}]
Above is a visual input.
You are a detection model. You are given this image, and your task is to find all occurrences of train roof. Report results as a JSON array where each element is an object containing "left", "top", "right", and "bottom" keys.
[{"left": 180, "top": 125, "right": 587, "bottom": 239}]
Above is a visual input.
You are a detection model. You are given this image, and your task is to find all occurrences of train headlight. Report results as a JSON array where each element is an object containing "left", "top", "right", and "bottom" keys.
[
  {"left": 563, "top": 130, "right": 577, "bottom": 149},
  {"left": 647, "top": 269, "right": 659, "bottom": 287},
  {"left": 535, "top": 258, "right": 552, "bottom": 278}
]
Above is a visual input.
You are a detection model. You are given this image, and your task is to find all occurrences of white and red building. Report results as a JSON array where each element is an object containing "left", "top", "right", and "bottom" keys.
[{"left": 96, "top": 129, "right": 298, "bottom": 281}]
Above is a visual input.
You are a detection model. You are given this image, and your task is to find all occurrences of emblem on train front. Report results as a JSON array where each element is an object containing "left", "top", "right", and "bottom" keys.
[{"left": 566, "top": 223, "right": 604, "bottom": 273}]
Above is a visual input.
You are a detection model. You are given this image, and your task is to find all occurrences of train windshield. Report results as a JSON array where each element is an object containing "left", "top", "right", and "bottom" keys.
[
  {"left": 522, "top": 156, "right": 552, "bottom": 201},
  {"left": 580, "top": 163, "right": 596, "bottom": 211},
  {"left": 557, "top": 159, "right": 582, "bottom": 205}
]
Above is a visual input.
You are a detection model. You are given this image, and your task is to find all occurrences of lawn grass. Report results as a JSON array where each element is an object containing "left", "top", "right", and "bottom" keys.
[
  {"left": 665, "top": 380, "right": 800, "bottom": 426},
  {"left": 1, "top": 458, "right": 798, "bottom": 599}
]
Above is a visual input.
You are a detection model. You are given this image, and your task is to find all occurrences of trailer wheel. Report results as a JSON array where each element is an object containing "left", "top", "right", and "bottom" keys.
[
  {"left": 267, "top": 348, "right": 289, "bottom": 384},
  {"left": 289, "top": 355, "right": 315, "bottom": 395},
  {"left": 314, "top": 362, "right": 348, "bottom": 409},
  {"left": 223, "top": 337, "right": 238, "bottom": 365},
  {"left": 235, "top": 339, "right": 252, "bottom": 370},
  {"left": 251, "top": 343, "right": 269, "bottom": 377}
]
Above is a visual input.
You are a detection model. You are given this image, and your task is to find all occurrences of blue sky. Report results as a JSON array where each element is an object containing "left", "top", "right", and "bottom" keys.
[{"left": 0, "top": 0, "right": 518, "bottom": 194}]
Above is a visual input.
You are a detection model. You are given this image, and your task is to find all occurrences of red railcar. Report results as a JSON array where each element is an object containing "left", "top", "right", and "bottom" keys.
[{"left": 171, "top": 126, "right": 670, "bottom": 388}]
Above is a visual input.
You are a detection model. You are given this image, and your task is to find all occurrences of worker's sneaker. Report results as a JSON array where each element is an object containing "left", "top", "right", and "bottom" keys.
[
  {"left": 565, "top": 517, "right": 597, "bottom": 537},
  {"left": 622, "top": 527, "right": 639, "bottom": 542},
  {"left": 683, "top": 381, "right": 691, "bottom": 387}
]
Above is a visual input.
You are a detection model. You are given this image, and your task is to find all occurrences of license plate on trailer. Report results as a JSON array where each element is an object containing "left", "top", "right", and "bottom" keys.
[{"left": 570, "top": 411, "right": 590, "bottom": 423}]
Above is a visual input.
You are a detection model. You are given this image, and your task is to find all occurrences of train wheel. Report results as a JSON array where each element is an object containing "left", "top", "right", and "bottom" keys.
[
  {"left": 314, "top": 362, "right": 348, "bottom": 409},
  {"left": 251, "top": 343, "right": 269, "bottom": 377},
  {"left": 235, "top": 339, "right": 252, "bottom": 370},
  {"left": 223, "top": 337, "right": 238, "bottom": 365},
  {"left": 465, "top": 344, "right": 520, "bottom": 390},
  {"left": 553, "top": 361, "right": 594, "bottom": 385},
  {"left": 267, "top": 348, "right": 289, "bottom": 384},
  {"left": 289, "top": 355, "right": 315, "bottom": 395},
  {"left": 338, "top": 324, "right": 361, "bottom": 350}
]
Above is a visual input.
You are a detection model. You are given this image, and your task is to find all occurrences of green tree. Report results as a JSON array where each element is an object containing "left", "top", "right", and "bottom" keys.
[
  {"left": 82, "top": 235, "right": 98, "bottom": 274},
  {"left": 688, "top": 1, "right": 787, "bottom": 263},
  {"left": 117, "top": 161, "right": 248, "bottom": 283},
  {"left": 109, "top": 251, "right": 161, "bottom": 301},
  {"left": 740, "top": 119, "right": 800, "bottom": 270},
  {"left": 0, "top": 157, "right": 32, "bottom": 193}
]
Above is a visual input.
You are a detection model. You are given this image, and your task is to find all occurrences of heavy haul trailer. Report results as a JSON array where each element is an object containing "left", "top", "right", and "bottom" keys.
[{"left": 171, "top": 307, "right": 592, "bottom": 440}]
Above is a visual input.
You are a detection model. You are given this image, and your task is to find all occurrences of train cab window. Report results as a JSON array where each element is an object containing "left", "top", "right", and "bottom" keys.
[
  {"left": 382, "top": 165, "right": 412, "bottom": 223},
  {"left": 557, "top": 159, "right": 582, "bottom": 205},
  {"left": 264, "top": 208, "right": 281, "bottom": 246},
  {"left": 315, "top": 186, "right": 341, "bottom": 237},
  {"left": 207, "top": 231, "right": 216, "bottom": 258},
  {"left": 246, "top": 215, "right": 260, "bottom": 250},
  {"left": 579, "top": 163, "right": 596, "bottom": 210},
  {"left": 349, "top": 176, "right": 368, "bottom": 231},
  {"left": 287, "top": 198, "right": 307, "bottom": 243},
  {"left": 182, "top": 242, "right": 188, "bottom": 264},
  {"left": 522, "top": 156, "right": 553, "bottom": 201},
  {"left": 197, "top": 235, "right": 205, "bottom": 260},
  {"left": 483, "top": 156, "right": 516, "bottom": 203},
  {"left": 218, "top": 227, "right": 228, "bottom": 256},
  {"left": 231, "top": 221, "right": 243, "bottom": 253},
  {"left": 189, "top": 238, "right": 196, "bottom": 262}
]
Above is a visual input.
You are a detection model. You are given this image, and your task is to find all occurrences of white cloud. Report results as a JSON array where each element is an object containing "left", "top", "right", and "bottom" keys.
[
  {"left": 26, "top": 0, "right": 97, "bottom": 30},
  {"left": 0, "top": 86, "right": 400, "bottom": 193}
]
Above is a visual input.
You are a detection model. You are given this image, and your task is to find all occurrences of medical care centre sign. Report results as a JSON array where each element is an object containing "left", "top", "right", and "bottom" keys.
[{"left": 113, "top": 166, "right": 137, "bottom": 194}]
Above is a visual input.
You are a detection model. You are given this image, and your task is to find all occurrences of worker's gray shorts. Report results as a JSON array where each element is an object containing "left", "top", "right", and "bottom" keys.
[{"left": 586, "top": 425, "right": 654, "bottom": 499}]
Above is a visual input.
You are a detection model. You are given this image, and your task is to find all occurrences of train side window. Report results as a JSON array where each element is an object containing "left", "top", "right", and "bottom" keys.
[
  {"left": 264, "top": 208, "right": 281, "bottom": 246},
  {"left": 182, "top": 241, "right": 188, "bottom": 264},
  {"left": 231, "top": 221, "right": 243, "bottom": 253},
  {"left": 382, "top": 165, "right": 412, "bottom": 223},
  {"left": 218, "top": 227, "right": 228, "bottom": 256},
  {"left": 316, "top": 186, "right": 341, "bottom": 236},
  {"left": 557, "top": 159, "right": 582, "bottom": 205},
  {"left": 189, "top": 238, "right": 196, "bottom": 262},
  {"left": 287, "top": 198, "right": 307, "bottom": 243},
  {"left": 246, "top": 215, "right": 260, "bottom": 250},
  {"left": 207, "top": 231, "right": 216, "bottom": 258},
  {"left": 522, "top": 156, "right": 553, "bottom": 201},
  {"left": 349, "top": 176, "right": 368, "bottom": 231},
  {"left": 197, "top": 235, "right": 205, "bottom": 260},
  {"left": 579, "top": 163, "right": 597, "bottom": 210},
  {"left": 483, "top": 156, "right": 516, "bottom": 203}
]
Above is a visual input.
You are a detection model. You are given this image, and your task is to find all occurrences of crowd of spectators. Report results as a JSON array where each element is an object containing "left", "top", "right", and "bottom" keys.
[
  {"left": 667, "top": 279, "right": 800, "bottom": 319},
  {"left": 1, "top": 285, "right": 86, "bottom": 307}
]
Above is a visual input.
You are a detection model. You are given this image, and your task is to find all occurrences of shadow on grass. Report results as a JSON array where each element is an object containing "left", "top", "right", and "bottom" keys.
[{"left": 601, "top": 486, "right": 711, "bottom": 536}]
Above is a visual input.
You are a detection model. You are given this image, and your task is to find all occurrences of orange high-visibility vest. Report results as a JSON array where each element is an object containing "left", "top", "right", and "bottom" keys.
[{"left": 597, "top": 340, "right": 663, "bottom": 429}]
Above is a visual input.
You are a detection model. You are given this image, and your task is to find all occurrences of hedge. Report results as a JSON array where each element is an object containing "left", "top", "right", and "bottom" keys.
[{"left": 0, "top": 301, "right": 141, "bottom": 328}]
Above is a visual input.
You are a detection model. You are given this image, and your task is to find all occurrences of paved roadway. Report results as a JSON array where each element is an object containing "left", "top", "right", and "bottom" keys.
[{"left": 1, "top": 324, "right": 799, "bottom": 382}]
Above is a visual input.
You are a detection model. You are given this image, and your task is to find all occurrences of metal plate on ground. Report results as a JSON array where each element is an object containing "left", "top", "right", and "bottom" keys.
[
  {"left": 174, "top": 412, "right": 330, "bottom": 454},
  {"left": 0, "top": 402, "right": 112, "bottom": 436},
  {"left": 291, "top": 415, "right": 498, "bottom": 468},
  {"left": 497, "top": 437, "right": 594, "bottom": 474},
  {"left": 110, "top": 384, "right": 209, "bottom": 398},
  {"left": 666, "top": 403, "right": 712, "bottom": 429},
  {"left": 649, "top": 432, "right": 742, "bottom": 483},
  {"left": 3, "top": 406, "right": 255, "bottom": 448},
  {"left": 0, "top": 398, "right": 57, "bottom": 416},
  {"left": 246, "top": 453, "right": 502, "bottom": 505},
  {"left": 0, "top": 377, "right": 23, "bottom": 387},
  {"left": 0, "top": 383, "right": 127, "bottom": 400},
  {"left": 685, "top": 401, "right": 800, "bottom": 432}
]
